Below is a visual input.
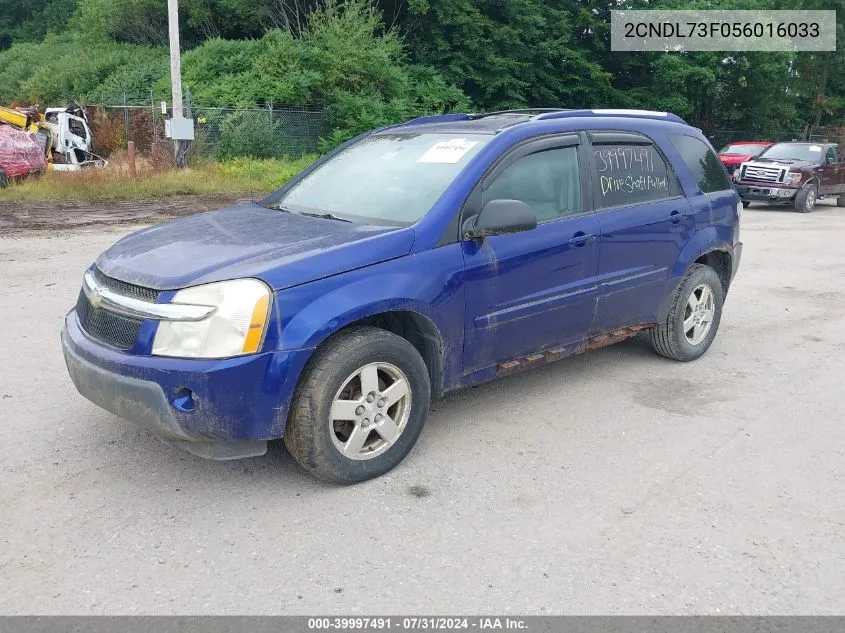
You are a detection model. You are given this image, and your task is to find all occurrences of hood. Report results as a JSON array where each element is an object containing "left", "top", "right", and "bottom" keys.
[
  {"left": 96, "top": 202, "right": 416, "bottom": 291},
  {"left": 744, "top": 157, "right": 817, "bottom": 170},
  {"left": 719, "top": 153, "right": 755, "bottom": 166}
]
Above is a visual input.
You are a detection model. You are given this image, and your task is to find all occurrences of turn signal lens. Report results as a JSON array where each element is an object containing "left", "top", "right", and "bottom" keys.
[{"left": 242, "top": 294, "right": 270, "bottom": 354}]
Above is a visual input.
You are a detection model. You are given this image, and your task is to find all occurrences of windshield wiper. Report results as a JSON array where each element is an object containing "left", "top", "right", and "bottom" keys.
[
  {"left": 268, "top": 204, "right": 298, "bottom": 213},
  {"left": 299, "top": 211, "right": 353, "bottom": 223},
  {"left": 268, "top": 204, "right": 353, "bottom": 223}
]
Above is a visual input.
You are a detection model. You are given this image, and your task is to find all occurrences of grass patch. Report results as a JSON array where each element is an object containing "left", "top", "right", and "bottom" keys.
[{"left": 0, "top": 156, "right": 316, "bottom": 202}]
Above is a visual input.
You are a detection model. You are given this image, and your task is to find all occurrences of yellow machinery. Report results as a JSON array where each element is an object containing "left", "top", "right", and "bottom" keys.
[{"left": 0, "top": 105, "right": 31, "bottom": 129}]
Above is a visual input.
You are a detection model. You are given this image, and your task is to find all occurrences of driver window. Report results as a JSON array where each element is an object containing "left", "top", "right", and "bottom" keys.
[
  {"left": 483, "top": 146, "right": 582, "bottom": 222},
  {"left": 68, "top": 118, "right": 86, "bottom": 138}
]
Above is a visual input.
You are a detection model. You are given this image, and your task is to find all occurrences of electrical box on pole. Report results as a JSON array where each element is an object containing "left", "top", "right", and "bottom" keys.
[{"left": 167, "top": 0, "right": 191, "bottom": 168}]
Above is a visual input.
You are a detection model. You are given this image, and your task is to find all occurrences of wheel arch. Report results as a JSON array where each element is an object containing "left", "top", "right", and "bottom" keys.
[
  {"left": 343, "top": 311, "right": 445, "bottom": 399},
  {"left": 660, "top": 239, "right": 733, "bottom": 322},
  {"left": 296, "top": 308, "right": 446, "bottom": 400},
  {"left": 695, "top": 248, "right": 732, "bottom": 296}
]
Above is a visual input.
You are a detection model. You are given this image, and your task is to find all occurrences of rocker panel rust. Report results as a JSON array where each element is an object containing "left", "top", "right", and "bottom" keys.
[{"left": 496, "top": 324, "right": 654, "bottom": 376}]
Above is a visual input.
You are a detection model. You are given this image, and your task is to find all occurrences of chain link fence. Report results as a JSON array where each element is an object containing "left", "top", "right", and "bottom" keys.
[
  {"left": 79, "top": 101, "right": 845, "bottom": 165},
  {"left": 85, "top": 102, "right": 327, "bottom": 164}
]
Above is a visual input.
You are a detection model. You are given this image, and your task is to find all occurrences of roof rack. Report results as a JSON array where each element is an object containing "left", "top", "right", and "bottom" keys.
[
  {"left": 400, "top": 113, "right": 472, "bottom": 126},
  {"left": 467, "top": 108, "right": 571, "bottom": 119},
  {"left": 534, "top": 109, "right": 687, "bottom": 124}
]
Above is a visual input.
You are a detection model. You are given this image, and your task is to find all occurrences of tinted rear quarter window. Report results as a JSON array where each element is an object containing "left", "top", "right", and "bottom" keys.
[
  {"left": 669, "top": 134, "right": 731, "bottom": 193},
  {"left": 591, "top": 143, "right": 673, "bottom": 208}
]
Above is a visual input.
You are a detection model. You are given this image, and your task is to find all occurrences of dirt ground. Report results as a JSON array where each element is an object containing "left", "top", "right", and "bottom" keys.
[
  {"left": 0, "top": 194, "right": 248, "bottom": 234},
  {"left": 0, "top": 198, "right": 843, "bottom": 614}
]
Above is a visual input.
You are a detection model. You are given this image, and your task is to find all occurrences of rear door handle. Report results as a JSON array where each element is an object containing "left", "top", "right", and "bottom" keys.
[
  {"left": 568, "top": 232, "right": 596, "bottom": 247},
  {"left": 666, "top": 210, "right": 689, "bottom": 223}
]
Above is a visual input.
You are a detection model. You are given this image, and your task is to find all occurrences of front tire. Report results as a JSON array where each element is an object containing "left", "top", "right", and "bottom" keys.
[
  {"left": 794, "top": 182, "right": 817, "bottom": 213},
  {"left": 742, "top": 200, "right": 751, "bottom": 208},
  {"left": 837, "top": 195, "right": 845, "bottom": 207},
  {"left": 649, "top": 264, "right": 724, "bottom": 362},
  {"left": 284, "top": 326, "right": 431, "bottom": 484}
]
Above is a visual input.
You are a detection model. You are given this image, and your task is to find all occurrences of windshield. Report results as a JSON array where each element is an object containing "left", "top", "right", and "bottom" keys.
[
  {"left": 758, "top": 143, "right": 824, "bottom": 162},
  {"left": 720, "top": 143, "right": 767, "bottom": 155},
  {"left": 269, "top": 132, "right": 491, "bottom": 225}
]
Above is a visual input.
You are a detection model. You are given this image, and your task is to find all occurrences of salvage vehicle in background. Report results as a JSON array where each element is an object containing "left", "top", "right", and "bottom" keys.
[
  {"left": 0, "top": 123, "right": 47, "bottom": 187},
  {"left": 42, "top": 103, "right": 106, "bottom": 170},
  {"left": 718, "top": 141, "right": 772, "bottom": 178},
  {"left": 0, "top": 102, "right": 104, "bottom": 175},
  {"left": 62, "top": 109, "right": 742, "bottom": 483},
  {"left": 734, "top": 141, "right": 845, "bottom": 212}
]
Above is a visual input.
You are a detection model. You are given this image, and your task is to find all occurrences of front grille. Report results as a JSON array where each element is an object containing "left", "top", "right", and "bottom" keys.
[
  {"left": 76, "top": 291, "right": 143, "bottom": 349},
  {"left": 741, "top": 165, "right": 784, "bottom": 183},
  {"left": 75, "top": 268, "right": 158, "bottom": 349},
  {"left": 91, "top": 267, "right": 160, "bottom": 302}
]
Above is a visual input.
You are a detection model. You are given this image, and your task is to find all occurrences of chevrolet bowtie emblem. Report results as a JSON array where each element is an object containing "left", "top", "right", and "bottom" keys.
[{"left": 88, "top": 287, "right": 103, "bottom": 309}]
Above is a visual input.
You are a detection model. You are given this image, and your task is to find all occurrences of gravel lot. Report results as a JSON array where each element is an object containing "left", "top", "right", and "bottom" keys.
[{"left": 1, "top": 200, "right": 843, "bottom": 615}]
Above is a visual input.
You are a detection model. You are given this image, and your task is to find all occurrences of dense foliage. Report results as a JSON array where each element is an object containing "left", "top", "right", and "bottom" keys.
[{"left": 1, "top": 0, "right": 843, "bottom": 148}]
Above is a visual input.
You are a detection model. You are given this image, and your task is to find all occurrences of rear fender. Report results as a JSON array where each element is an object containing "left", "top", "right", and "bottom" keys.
[{"left": 659, "top": 232, "right": 735, "bottom": 321}]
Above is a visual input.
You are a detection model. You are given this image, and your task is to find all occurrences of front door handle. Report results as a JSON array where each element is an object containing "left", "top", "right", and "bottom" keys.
[
  {"left": 568, "top": 232, "right": 596, "bottom": 247},
  {"left": 666, "top": 210, "right": 689, "bottom": 223}
]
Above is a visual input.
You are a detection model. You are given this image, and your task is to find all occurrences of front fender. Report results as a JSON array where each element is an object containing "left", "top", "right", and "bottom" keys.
[
  {"left": 284, "top": 277, "right": 442, "bottom": 350},
  {"left": 272, "top": 244, "right": 467, "bottom": 389}
]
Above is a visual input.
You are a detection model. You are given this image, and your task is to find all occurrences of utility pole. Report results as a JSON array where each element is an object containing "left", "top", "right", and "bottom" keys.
[{"left": 167, "top": 0, "right": 187, "bottom": 168}]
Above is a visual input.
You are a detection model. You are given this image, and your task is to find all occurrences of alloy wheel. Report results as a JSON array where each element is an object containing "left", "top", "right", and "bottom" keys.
[
  {"left": 329, "top": 362, "right": 412, "bottom": 460},
  {"left": 683, "top": 284, "right": 715, "bottom": 345}
]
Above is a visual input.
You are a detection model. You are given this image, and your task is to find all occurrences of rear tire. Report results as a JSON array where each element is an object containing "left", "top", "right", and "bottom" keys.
[
  {"left": 794, "top": 182, "right": 817, "bottom": 213},
  {"left": 742, "top": 200, "right": 751, "bottom": 208},
  {"left": 0, "top": 169, "right": 7, "bottom": 188},
  {"left": 284, "top": 326, "right": 431, "bottom": 484},
  {"left": 650, "top": 264, "right": 724, "bottom": 362},
  {"left": 837, "top": 195, "right": 845, "bottom": 207}
]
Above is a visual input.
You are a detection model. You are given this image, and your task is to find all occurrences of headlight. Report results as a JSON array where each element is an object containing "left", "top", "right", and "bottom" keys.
[
  {"left": 152, "top": 278, "right": 271, "bottom": 358},
  {"left": 786, "top": 172, "right": 803, "bottom": 185}
]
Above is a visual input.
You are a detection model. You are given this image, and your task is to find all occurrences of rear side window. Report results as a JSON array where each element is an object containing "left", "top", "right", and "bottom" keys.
[
  {"left": 669, "top": 134, "right": 731, "bottom": 193},
  {"left": 591, "top": 143, "right": 673, "bottom": 208}
]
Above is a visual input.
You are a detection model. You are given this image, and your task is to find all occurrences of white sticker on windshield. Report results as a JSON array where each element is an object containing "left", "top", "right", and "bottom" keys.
[
  {"left": 417, "top": 138, "right": 478, "bottom": 164},
  {"left": 809, "top": 145, "right": 822, "bottom": 152}
]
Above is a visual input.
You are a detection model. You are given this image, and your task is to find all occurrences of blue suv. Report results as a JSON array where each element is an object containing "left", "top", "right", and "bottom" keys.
[{"left": 61, "top": 109, "right": 742, "bottom": 482}]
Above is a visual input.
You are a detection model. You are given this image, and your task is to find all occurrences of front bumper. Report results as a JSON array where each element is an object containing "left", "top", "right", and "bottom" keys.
[
  {"left": 735, "top": 183, "right": 798, "bottom": 202},
  {"left": 61, "top": 310, "right": 314, "bottom": 459}
]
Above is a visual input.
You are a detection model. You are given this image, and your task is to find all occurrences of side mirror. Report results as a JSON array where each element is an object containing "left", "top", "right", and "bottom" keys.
[{"left": 463, "top": 199, "right": 537, "bottom": 240}]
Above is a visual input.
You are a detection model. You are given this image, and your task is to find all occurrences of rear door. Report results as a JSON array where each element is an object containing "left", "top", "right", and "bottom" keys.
[
  {"left": 461, "top": 135, "right": 601, "bottom": 373},
  {"left": 666, "top": 132, "right": 739, "bottom": 231},
  {"left": 588, "top": 131, "right": 695, "bottom": 334}
]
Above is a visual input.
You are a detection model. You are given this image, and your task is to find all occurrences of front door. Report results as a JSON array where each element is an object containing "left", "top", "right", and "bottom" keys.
[
  {"left": 820, "top": 145, "right": 843, "bottom": 196},
  {"left": 461, "top": 137, "right": 601, "bottom": 373}
]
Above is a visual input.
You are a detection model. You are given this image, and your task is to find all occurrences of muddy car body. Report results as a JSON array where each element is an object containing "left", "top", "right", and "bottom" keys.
[{"left": 62, "top": 109, "right": 743, "bottom": 482}]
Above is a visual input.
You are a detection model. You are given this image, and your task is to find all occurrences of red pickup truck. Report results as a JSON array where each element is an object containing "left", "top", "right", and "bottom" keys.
[
  {"left": 733, "top": 141, "right": 845, "bottom": 212},
  {"left": 718, "top": 141, "right": 772, "bottom": 178}
]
